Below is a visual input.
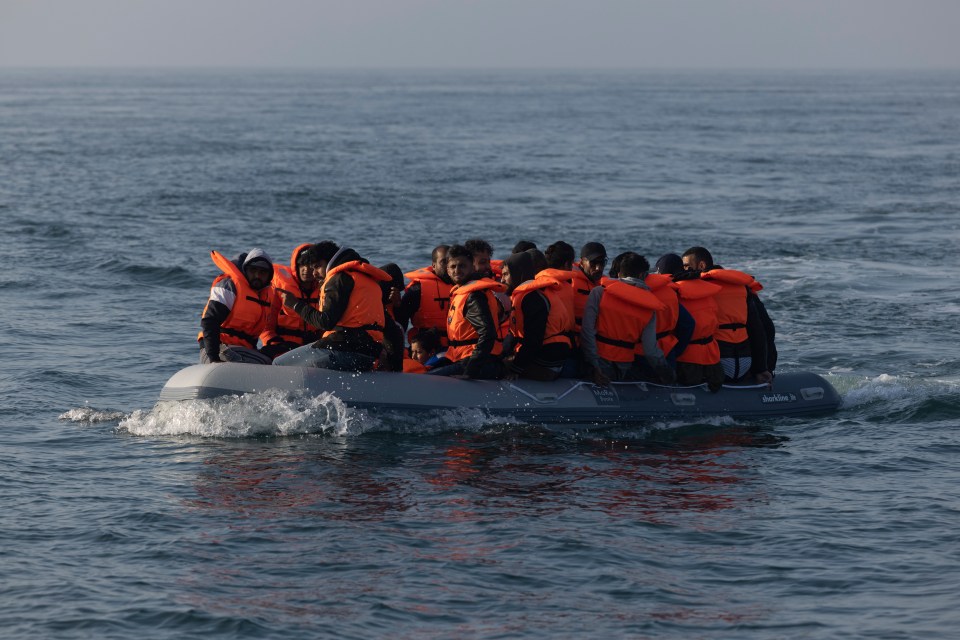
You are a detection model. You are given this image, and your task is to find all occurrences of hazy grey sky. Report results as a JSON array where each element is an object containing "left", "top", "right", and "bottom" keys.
[{"left": 1, "top": 0, "right": 958, "bottom": 69}]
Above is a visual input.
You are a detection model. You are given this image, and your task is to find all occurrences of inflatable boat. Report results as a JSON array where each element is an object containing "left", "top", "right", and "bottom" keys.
[{"left": 158, "top": 364, "right": 841, "bottom": 426}]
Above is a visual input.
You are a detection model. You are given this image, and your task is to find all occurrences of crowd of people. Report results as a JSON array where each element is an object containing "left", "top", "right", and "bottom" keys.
[{"left": 197, "top": 238, "right": 777, "bottom": 389}]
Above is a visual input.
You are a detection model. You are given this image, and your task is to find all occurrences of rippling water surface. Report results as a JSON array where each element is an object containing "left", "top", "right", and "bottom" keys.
[{"left": 2, "top": 69, "right": 960, "bottom": 639}]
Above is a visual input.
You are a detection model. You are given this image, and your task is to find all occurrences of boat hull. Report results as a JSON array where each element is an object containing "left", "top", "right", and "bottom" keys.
[{"left": 158, "top": 364, "right": 841, "bottom": 426}]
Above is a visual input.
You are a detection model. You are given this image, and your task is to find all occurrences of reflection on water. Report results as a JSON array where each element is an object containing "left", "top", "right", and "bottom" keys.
[{"left": 176, "top": 425, "right": 784, "bottom": 628}]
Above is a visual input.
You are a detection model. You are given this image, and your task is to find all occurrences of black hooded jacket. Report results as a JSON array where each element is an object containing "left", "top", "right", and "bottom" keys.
[{"left": 291, "top": 247, "right": 383, "bottom": 358}]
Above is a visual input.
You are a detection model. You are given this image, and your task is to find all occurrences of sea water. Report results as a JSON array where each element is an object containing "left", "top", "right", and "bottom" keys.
[{"left": 2, "top": 69, "right": 959, "bottom": 639}]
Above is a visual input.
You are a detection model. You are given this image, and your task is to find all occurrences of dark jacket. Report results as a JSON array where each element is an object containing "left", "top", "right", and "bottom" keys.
[
  {"left": 292, "top": 247, "right": 383, "bottom": 358},
  {"left": 460, "top": 273, "right": 502, "bottom": 378}
]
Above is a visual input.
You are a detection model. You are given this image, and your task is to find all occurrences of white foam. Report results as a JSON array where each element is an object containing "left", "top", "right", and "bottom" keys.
[
  {"left": 117, "top": 389, "right": 522, "bottom": 438},
  {"left": 839, "top": 373, "right": 943, "bottom": 409},
  {"left": 59, "top": 406, "right": 129, "bottom": 423},
  {"left": 119, "top": 389, "right": 355, "bottom": 438}
]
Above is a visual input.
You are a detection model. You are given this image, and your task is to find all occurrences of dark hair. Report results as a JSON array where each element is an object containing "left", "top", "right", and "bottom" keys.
[
  {"left": 446, "top": 244, "right": 473, "bottom": 262},
  {"left": 512, "top": 240, "right": 537, "bottom": 254},
  {"left": 305, "top": 240, "right": 340, "bottom": 265},
  {"left": 682, "top": 246, "right": 714, "bottom": 269},
  {"left": 617, "top": 252, "right": 650, "bottom": 279},
  {"left": 295, "top": 245, "right": 315, "bottom": 268},
  {"left": 654, "top": 253, "right": 684, "bottom": 276},
  {"left": 379, "top": 263, "right": 404, "bottom": 289},
  {"left": 608, "top": 252, "right": 631, "bottom": 279},
  {"left": 410, "top": 328, "right": 441, "bottom": 354},
  {"left": 464, "top": 238, "right": 493, "bottom": 256},
  {"left": 431, "top": 245, "right": 450, "bottom": 262},
  {"left": 544, "top": 241, "right": 575, "bottom": 269},
  {"left": 525, "top": 248, "right": 547, "bottom": 274}
]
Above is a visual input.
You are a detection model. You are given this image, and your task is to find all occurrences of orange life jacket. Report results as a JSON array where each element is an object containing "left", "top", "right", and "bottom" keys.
[
  {"left": 402, "top": 358, "right": 428, "bottom": 374},
  {"left": 320, "top": 261, "right": 391, "bottom": 344},
  {"left": 571, "top": 266, "right": 600, "bottom": 330},
  {"left": 198, "top": 250, "right": 276, "bottom": 348},
  {"left": 594, "top": 280, "right": 665, "bottom": 363},
  {"left": 445, "top": 278, "right": 506, "bottom": 362},
  {"left": 262, "top": 243, "right": 320, "bottom": 346},
  {"left": 640, "top": 273, "right": 681, "bottom": 357},
  {"left": 700, "top": 269, "right": 762, "bottom": 345},
  {"left": 510, "top": 278, "right": 575, "bottom": 349},
  {"left": 404, "top": 267, "right": 453, "bottom": 341},
  {"left": 536, "top": 269, "right": 577, "bottom": 345},
  {"left": 674, "top": 279, "right": 723, "bottom": 365}
]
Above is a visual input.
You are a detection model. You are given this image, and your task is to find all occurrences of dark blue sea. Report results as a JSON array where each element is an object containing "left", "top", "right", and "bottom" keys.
[{"left": 2, "top": 69, "right": 959, "bottom": 639}]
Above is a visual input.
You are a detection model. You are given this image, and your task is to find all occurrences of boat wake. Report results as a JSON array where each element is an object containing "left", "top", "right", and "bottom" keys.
[{"left": 114, "top": 389, "right": 520, "bottom": 438}]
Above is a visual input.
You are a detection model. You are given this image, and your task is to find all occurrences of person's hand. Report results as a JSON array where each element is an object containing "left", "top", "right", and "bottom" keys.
[
  {"left": 755, "top": 370, "right": 773, "bottom": 385},
  {"left": 590, "top": 367, "right": 610, "bottom": 387},
  {"left": 655, "top": 365, "right": 677, "bottom": 385},
  {"left": 503, "top": 370, "right": 520, "bottom": 381},
  {"left": 279, "top": 291, "right": 295, "bottom": 308}
]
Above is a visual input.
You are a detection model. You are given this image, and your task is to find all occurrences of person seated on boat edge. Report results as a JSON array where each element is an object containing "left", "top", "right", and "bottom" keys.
[
  {"left": 682, "top": 246, "right": 776, "bottom": 385},
  {"left": 580, "top": 252, "right": 676, "bottom": 387},
  {"left": 272, "top": 245, "right": 391, "bottom": 372},
  {"left": 198, "top": 248, "right": 278, "bottom": 365},
  {"left": 403, "top": 328, "right": 445, "bottom": 373},
  {"left": 375, "top": 263, "right": 406, "bottom": 372},
  {"left": 258, "top": 243, "right": 325, "bottom": 359},
  {"left": 397, "top": 245, "right": 453, "bottom": 347},
  {"left": 657, "top": 253, "right": 725, "bottom": 392},
  {"left": 610, "top": 251, "right": 694, "bottom": 369},
  {"left": 538, "top": 240, "right": 582, "bottom": 377},
  {"left": 467, "top": 237, "right": 512, "bottom": 334},
  {"left": 574, "top": 241, "right": 607, "bottom": 330},
  {"left": 642, "top": 255, "right": 695, "bottom": 372},
  {"left": 500, "top": 251, "right": 574, "bottom": 382},
  {"left": 427, "top": 244, "right": 505, "bottom": 379}
]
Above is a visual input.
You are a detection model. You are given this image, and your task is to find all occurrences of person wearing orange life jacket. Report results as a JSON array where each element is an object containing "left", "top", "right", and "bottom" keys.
[
  {"left": 396, "top": 245, "right": 453, "bottom": 344},
  {"left": 500, "top": 251, "right": 574, "bottom": 381},
  {"left": 573, "top": 241, "right": 607, "bottom": 330},
  {"left": 612, "top": 251, "right": 694, "bottom": 369},
  {"left": 465, "top": 237, "right": 510, "bottom": 330},
  {"left": 656, "top": 253, "right": 725, "bottom": 392},
  {"left": 259, "top": 243, "right": 325, "bottom": 359},
  {"left": 402, "top": 328, "right": 444, "bottom": 373},
  {"left": 539, "top": 240, "right": 584, "bottom": 377},
  {"left": 273, "top": 244, "right": 391, "bottom": 372},
  {"left": 427, "top": 244, "right": 504, "bottom": 379},
  {"left": 198, "top": 248, "right": 278, "bottom": 365},
  {"left": 681, "top": 246, "right": 776, "bottom": 384},
  {"left": 375, "top": 263, "right": 407, "bottom": 372},
  {"left": 580, "top": 252, "right": 676, "bottom": 387}
]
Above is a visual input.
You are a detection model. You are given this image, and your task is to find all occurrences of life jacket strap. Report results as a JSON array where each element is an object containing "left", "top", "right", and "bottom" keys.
[
  {"left": 334, "top": 323, "right": 385, "bottom": 333},
  {"left": 688, "top": 336, "right": 715, "bottom": 345},
  {"left": 220, "top": 327, "right": 257, "bottom": 345},
  {"left": 656, "top": 330, "right": 672, "bottom": 339},
  {"left": 718, "top": 322, "right": 746, "bottom": 330},
  {"left": 244, "top": 295, "right": 272, "bottom": 308},
  {"left": 596, "top": 334, "right": 636, "bottom": 350}
]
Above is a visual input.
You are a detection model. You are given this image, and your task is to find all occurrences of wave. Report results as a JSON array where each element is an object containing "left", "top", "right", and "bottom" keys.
[
  {"left": 837, "top": 373, "right": 960, "bottom": 422},
  {"left": 116, "top": 389, "right": 519, "bottom": 438},
  {"left": 59, "top": 406, "right": 129, "bottom": 423},
  {"left": 95, "top": 257, "right": 204, "bottom": 288}
]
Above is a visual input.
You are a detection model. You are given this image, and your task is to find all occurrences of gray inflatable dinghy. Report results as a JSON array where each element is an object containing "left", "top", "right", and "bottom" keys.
[{"left": 158, "top": 364, "right": 841, "bottom": 426}]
